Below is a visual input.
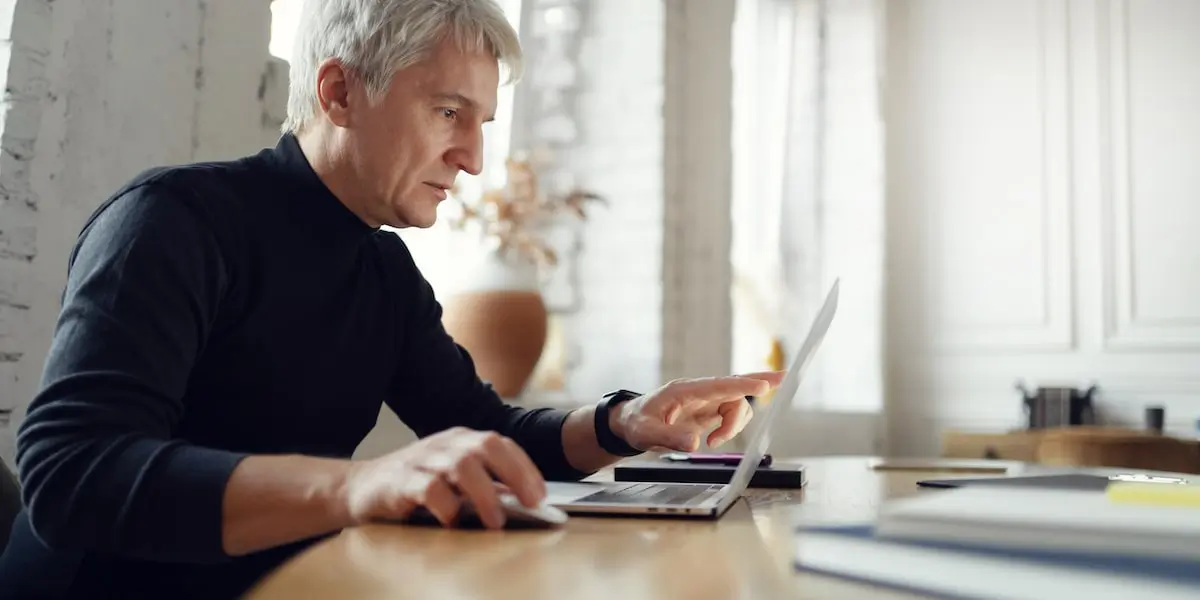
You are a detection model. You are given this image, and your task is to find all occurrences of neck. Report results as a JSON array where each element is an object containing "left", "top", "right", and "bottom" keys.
[{"left": 295, "top": 127, "right": 381, "bottom": 229}]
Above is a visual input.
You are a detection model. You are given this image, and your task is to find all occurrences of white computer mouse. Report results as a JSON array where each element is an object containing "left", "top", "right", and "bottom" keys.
[
  {"left": 403, "top": 493, "right": 569, "bottom": 529},
  {"left": 497, "top": 493, "right": 569, "bottom": 527}
]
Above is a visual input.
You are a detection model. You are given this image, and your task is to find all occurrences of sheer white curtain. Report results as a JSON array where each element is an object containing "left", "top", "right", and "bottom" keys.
[{"left": 731, "top": 0, "right": 887, "bottom": 449}]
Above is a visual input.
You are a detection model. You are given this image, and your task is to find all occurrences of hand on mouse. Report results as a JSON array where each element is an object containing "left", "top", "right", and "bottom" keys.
[
  {"left": 611, "top": 372, "right": 785, "bottom": 452},
  {"left": 343, "top": 427, "right": 545, "bottom": 530}
]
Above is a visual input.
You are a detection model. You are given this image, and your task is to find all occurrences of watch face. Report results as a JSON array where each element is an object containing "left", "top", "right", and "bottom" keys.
[{"left": 605, "top": 389, "right": 639, "bottom": 402}]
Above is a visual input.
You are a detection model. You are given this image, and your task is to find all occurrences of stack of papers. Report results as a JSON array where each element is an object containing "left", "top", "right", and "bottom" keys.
[
  {"left": 875, "top": 485, "right": 1200, "bottom": 560},
  {"left": 794, "top": 484, "right": 1200, "bottom": 599}
]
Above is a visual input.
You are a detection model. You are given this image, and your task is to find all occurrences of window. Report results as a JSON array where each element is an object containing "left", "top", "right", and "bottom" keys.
[
  {"left": 268, "top": 0, "right": 526, "bottom": 295},
  {"left": 268, "top": 0, "right": 303, "bottom": 61},
  {"left": 729, "top": 0, "right": 800, "bottom": 377},
  {"left": 729, "top": 0, "right": 886, "bottom": 413}
]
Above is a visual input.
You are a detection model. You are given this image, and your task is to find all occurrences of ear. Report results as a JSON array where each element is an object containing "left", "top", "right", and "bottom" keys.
[{"left": 315, "top": 58, "right": 353, "bottom": 128}]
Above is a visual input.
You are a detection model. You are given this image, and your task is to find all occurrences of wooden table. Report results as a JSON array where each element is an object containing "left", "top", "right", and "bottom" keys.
[{"left": 242, "top": 455, "right": 1196, "bottom": 599}]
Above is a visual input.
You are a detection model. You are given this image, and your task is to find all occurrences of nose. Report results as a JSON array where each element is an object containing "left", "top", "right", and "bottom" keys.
[{"left": 447, "top": 125, "right": 484, "bottom": 176}]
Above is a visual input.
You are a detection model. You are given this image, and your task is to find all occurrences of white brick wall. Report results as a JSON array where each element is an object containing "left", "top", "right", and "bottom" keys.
[
  {"left": 0, "top": 0, "right": 56, "bottom": 463},
  {"left": 553, "top": 0, "right": 667, "bottom": 398},
  {"left": 521, "top": 0, "right": 736, "bottom": 400},
  {"left": 0, "top": 0, "right": 279, "bottom": 464},
  {"left": 193, "top": 1, "right": 286, "bottom": 162}
]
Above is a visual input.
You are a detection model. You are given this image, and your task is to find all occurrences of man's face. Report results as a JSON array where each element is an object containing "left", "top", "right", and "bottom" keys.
[{"left": 347, "top": 37, "right": 499, "bottom": 228}]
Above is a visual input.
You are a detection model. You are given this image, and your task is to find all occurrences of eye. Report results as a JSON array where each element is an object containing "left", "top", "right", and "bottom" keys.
[{"left": 440, "top": 108, "right": 458, "bottom": 121}]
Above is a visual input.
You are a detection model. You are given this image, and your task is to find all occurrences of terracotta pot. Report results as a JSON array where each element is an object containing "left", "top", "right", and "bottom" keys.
[{"left": 441, "top": 251, "right": 547, "bottom": 399}]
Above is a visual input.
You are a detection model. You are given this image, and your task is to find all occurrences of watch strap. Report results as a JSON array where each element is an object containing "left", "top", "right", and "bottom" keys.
[{"left": 595, "top": 389, "right": 642, "bottom": 457}]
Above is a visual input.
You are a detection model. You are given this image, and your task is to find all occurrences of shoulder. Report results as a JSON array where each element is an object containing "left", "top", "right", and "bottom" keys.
[
  {"left": 58, "top": 158, "right": 279, "bottom": 309},
  {"left": 62, "top": 161, "right": 264, "bottom": 295},
  {"left": 92, "top": 155, "right": 261, "bottom": 229},
  {"left": 76, "top": 153, "right": 272, "bottom": 257}
]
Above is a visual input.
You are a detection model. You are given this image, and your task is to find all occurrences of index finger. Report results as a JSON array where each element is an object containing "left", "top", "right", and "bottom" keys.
[
  {"left": 735, "top": 370, "right": 787, "bottom": 388},
  {"left": 478, "top": 434, "right": 547, "bottom": 508},
  {"left": 671, "top": 375, "right": 774, "bottom": 402}
]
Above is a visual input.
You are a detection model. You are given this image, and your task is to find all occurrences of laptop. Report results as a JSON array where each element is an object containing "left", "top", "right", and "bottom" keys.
[{"left": 544, "top": 278, "right": 840, "bottom": 518}]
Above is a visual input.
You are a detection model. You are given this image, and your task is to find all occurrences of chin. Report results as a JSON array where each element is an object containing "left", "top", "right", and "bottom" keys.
[{"left": 392, "top": 209, "right": 438, "bottom": 229}]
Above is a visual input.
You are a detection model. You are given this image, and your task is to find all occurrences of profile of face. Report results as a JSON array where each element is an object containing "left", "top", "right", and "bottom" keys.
[{"left": 316, "top": 36, "right": 499, "bottom": 229}]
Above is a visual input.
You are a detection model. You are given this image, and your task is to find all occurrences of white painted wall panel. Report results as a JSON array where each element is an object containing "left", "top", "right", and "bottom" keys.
[
  {"left": 1102, "top": 0, "right": 1200, "bottom": 349},
  {"left": 888, "top": 0, "right": 1073, "bottom": 353},
  {"left": 887, "top": 0, "right": 1200, "bottom": 456}
]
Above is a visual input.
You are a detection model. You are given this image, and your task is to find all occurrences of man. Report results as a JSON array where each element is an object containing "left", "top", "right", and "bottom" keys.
[{"left": 0, "top": 0, "right": 781, "bottom": 598}]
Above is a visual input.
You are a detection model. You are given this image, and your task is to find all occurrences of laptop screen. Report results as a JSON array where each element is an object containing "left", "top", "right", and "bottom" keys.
[{"left": 724, "top": 279, "right": 839, "bottom": 496}]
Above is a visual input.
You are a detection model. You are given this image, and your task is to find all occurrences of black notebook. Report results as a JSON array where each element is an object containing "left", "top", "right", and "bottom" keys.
[{"left": 613, "top": 459, "right": 806, "bottom": 489}]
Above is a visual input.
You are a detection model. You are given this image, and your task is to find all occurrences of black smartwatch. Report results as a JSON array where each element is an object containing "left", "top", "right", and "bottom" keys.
[{"left": 595, "top": 389, "right": 643, "bottom": 457}]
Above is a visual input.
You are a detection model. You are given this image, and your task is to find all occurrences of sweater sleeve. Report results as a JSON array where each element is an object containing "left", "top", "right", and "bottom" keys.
[
  {"left": 15, "top": 183, "right": 248, "bottom": 563},
  {"left": 385, "top": 242, "right": 590, "bottom": 482}
]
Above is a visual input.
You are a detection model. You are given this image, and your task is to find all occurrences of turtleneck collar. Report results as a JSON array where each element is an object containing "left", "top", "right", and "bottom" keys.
[{"left": 265, "top": 132, "right": 378, "bottom": 240}]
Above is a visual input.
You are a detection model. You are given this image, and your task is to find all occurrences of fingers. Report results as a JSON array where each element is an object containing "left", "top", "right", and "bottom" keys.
[
  {"left": 707, "top": 398, "right": 754, "bottom": 447},
  {"left": 640, "top": 398, "right": 752, "bottom": 452},
  {"left": 669, "top": 375, "right": 775, "bottom": 402},
  {"left": 474, "top": 434, "right": 546, "bottom": 508},
  {"left": 448, "top": 454, "right": 506, "bottom": 529},
  {"left": 362, "top": 429, "right": 551, "bottom": 531},
  {"left": 388, "top": 430, "right": 546, "bottom": 531},
  {"left": 413, "top": 471, "right": 462, "bottom": 527},
  {"left": 735, "top": 370, "right": 787, "bottom": 390},
  {"left": 382, "top": 490, "right": 418, "bottom": 524}
]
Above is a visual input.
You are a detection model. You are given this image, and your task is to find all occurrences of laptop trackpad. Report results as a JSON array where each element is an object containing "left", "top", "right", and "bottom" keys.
[{"left": 546, "top": 481, "right": 613, "bottom": 503}]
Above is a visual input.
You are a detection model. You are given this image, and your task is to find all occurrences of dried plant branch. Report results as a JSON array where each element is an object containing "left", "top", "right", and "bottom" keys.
[{"left": 447, "top": 156, "right": 605, "bottom": 269}]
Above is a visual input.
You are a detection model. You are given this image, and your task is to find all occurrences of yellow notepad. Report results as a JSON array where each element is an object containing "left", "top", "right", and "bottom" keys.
[{"left": 1106, "top": 481, "right": 1200, "bottom": 509}]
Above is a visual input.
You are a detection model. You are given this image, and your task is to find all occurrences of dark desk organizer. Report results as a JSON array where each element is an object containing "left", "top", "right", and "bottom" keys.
[{"left": 1016, "top": 381, "right": 1097, "bottom": 429}]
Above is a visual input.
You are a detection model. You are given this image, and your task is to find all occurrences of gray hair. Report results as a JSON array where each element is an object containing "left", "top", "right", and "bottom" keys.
[{"left": 283, "top": 0, "right": 523, "bottom": 134}]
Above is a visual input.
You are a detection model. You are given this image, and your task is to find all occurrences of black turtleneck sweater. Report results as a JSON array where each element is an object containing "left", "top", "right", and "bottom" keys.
[{"left": 0, "top": 134, "right": 584, "bottom": 599}]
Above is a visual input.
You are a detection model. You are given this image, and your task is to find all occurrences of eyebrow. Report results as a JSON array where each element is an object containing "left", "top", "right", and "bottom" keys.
[{"left": 432, "top": 92, "right": 495, "bottom": 123}]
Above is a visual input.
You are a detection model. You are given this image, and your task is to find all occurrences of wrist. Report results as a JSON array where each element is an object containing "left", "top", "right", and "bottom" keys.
[
  {"left": 596, "top": 390, "right": 642, "bottom": 457},
  {"left": 307, "top": 456, "right": 357, "bottom": 528},
  {"left": 221, "top": 454, "right": 360, "bottom": 557}
]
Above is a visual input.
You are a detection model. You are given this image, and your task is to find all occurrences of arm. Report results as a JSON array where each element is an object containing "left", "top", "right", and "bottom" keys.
[
  {"left": 16, "top": 183, "right": 351, "bottom": 561},
  {"left": 219, "top": 454, "right": 353, "bottom": 556},
  {"left": 385, "top": 241, "right": 627, "bottom": 481},
  {"left": 380, "top": 244, "right": 777, "bottom": 484},
  {"left": 558, "top": 404, "right": 637, "bottom": 474}
]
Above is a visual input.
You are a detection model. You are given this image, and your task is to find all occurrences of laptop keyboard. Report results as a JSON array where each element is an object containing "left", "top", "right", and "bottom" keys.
[{"left": 574, "top": 483, "right": 724, "bottom": 506}]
